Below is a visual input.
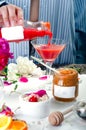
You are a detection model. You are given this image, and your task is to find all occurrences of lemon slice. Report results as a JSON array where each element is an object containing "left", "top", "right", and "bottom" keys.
[{"left": 0, "top": 115, "right": 12, "bottom": 130}]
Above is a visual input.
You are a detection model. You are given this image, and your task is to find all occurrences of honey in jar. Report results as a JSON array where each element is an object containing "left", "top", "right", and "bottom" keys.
[{"left": 53, "top": 68, "right": 79, "bottom": 102}]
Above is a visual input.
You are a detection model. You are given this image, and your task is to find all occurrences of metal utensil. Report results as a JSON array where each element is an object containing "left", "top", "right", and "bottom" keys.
[{"left": 74, "top": 100, "right": 86, "bottom": 120}]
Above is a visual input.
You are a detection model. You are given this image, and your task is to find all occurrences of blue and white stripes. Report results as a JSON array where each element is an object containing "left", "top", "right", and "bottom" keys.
[
  {"left": 73, "top": 0, "right": 86, "bottom": 33},
  {"left": 5, "top": 0, "right": 75, "bottom": 65}
]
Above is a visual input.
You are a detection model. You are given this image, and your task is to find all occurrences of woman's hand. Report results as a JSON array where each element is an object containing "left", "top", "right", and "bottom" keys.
[{"left": 0, "top": 4, "right": 24, "bottom": 27}]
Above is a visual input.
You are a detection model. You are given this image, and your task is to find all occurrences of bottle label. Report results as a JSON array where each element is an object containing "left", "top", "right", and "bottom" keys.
[
  {"left": 1, "top": 26, "right": 24, "bottom": 41},
  {"left": 54, "top": 85, "right": 75, "bottom": 98}
]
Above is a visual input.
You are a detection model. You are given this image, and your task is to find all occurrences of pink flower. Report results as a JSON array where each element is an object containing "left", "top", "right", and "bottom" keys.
[
  {"left": 35, "top": 90, "right": 46, "bottom": 97},
  {"left": 0, "top": 38, "right": 14, "bottom": 71},
  {"left": 25, "top": 89, "right": 47, "bottom": 97},
  {"left": 39, "top": 75, "right": 48, "bottom": 80},
  {"left": 19, "top": 77, "right": 28, "bottom": 83},
  {"left": 0, "top": 104, "right": 14, "bottom": 117},
  {"left": 4, "top": 81, "right": 12, "bottom": 86}
]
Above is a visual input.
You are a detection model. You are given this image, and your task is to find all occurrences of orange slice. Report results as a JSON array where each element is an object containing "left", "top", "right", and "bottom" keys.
[
  {"left": 7, "top": 119, "right": 28, "bottom": 130},
  {"left": 0, "top": 115, "right": 12, "bottom": 130}
]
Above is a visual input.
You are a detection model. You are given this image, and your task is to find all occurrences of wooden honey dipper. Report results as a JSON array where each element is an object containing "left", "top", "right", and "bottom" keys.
[{"left": 48, "top": 106, "right": 73, "bottom": 126}]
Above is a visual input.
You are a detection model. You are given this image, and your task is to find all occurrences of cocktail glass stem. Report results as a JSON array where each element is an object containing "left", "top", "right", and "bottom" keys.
[{"left": 45, "top": 62, "right": 53, "bottom": 75}]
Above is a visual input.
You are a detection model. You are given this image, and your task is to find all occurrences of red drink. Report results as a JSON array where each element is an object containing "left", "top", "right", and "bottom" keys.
[
  {"left": 34, "top": 44, "right": 66, "bottom": 62},
  {"left": 24, "top": 28, "right": 52, "bottom": 41}
]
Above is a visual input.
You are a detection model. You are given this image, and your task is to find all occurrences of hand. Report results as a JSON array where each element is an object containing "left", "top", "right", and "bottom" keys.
[{"left": 0, "top": 4, "right": 24, "bottom": 27}]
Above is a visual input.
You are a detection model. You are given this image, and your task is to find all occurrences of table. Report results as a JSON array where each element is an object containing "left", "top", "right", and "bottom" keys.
[{"left": 3, "top": 74, "right": 86, "bottom": 130}]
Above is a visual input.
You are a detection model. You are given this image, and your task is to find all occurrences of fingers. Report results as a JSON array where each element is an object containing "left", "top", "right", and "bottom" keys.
[
  {"left": 16, "top": 7, "right": 24, "bottom": 26},
  {"left": 6, "top": 4, "right": 18, "bottom": 26},
  {"left": 7, "top": 5, "right": 24, "bottom": 26},
  {"left": 0, "top": 14, "right": 4, "bottom": 27},
  {"left": 0, "top": 4, "right": 24, "bottom": 27},
  {"left": 0, "top": 6, "right": 10, "bottom": 27}
]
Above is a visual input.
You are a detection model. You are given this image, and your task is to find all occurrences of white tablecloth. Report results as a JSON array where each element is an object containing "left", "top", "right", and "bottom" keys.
[{"left": 3, "top": 74, "right": 86, "bottom": 130}]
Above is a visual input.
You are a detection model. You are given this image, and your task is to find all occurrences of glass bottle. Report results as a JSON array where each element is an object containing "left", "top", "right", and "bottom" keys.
[{"left": 0, "top": 21, "right": 52, "bottom": 42}]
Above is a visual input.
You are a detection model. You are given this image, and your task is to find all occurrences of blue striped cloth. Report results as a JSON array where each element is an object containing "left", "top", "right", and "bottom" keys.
[
  {"left": 3, "top": 0, "right": 75, "bottom": 65},
  {"left": 74, "top": 0, "right": 86, "bottom": 33},
  {"left": 73, "top": 0, "right": 86, "bottom": 63}
]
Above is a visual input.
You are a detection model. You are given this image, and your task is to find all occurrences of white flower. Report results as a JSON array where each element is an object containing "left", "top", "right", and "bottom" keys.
[
  {"left": 7, "top": 63, "right": 19, "bottom": 81},
  {"left": 32, "top": 67, "right": 45, "bottom": 76},
  {"left": 16, "top": 56, "right": 37, "bottom": 75},
  {"left": 7, "top": 71, "right": 19, "bottom": 81},
  {"left": 7, "top": 63, "right": 18, "bottom": 73},
  {"left": 7, "top": 56, "right": 44, "bottom": 81}
]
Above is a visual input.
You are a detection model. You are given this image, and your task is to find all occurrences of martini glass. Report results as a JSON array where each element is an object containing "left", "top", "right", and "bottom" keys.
[{"left": 31, "top": 37, "right": 66, "bottom": 75}]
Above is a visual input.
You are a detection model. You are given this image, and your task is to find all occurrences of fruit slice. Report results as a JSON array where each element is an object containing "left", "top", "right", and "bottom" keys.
[
  {"left": 29, "top": 94, "right": 38, "bottom": 102},
  {"left": 0, "top": 115, "right": 12, "bottom": 130},
  {"left": 7, "top": 119, "right": 28, "bottom": 130}
]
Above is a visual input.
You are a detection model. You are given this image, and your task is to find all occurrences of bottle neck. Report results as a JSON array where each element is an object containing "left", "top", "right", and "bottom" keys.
[
  {"left": 24, "top": 21, "right": 51, "bottom": 31},
  {"left": 24, "top": 28, "right": 53, "bottom": 40}
]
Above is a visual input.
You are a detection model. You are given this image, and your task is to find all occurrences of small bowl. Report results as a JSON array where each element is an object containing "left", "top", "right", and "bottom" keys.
[{"left": 19, "top": 92, "right": 50, "bottom": 119}]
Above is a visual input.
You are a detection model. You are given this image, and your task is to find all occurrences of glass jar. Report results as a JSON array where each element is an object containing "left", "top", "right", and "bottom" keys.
[{"left": 53, "top": 68, "right": 79, "bottom": 102}]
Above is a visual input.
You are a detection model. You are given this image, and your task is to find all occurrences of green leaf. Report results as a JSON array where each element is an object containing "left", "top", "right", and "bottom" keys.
[
  {"left": 14, "top": 84, "right": 18, "bottom": 91},
  {"left": 16, "top": 73, "right": 21, "bottom": 76},
  {"left": 3, "top": 66, "right": 8, "bottom": 75},
  {"left": 0, "top": 107, "right": 3, "bottom": 112},
  {"left": 69, "top": 66, "right": 81, "bottom": 73},
  {"left": 3, "top": 77, "right": 8, "bottom": 81},
  {"left": 12, "top": 81, "right": 17, "bottom": 84}
]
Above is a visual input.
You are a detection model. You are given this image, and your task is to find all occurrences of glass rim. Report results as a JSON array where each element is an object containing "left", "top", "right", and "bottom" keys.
[{"left": 31, "top": 37, "right": 69, "bottom": 44}]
